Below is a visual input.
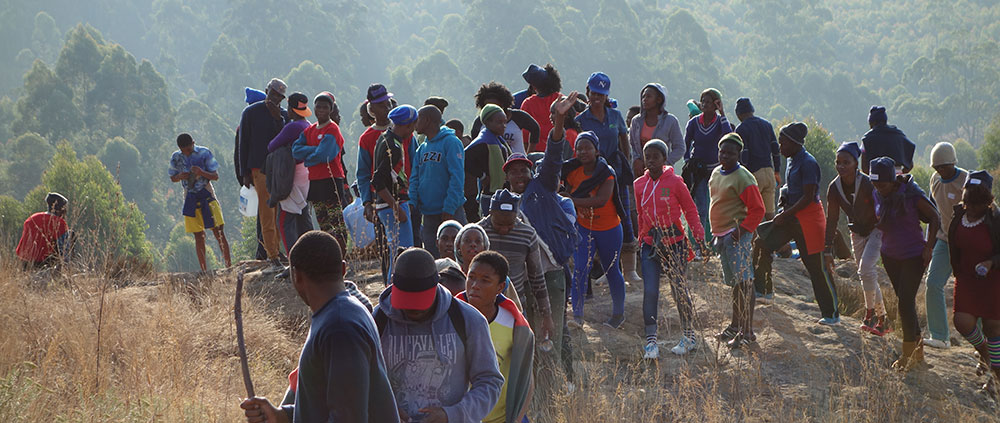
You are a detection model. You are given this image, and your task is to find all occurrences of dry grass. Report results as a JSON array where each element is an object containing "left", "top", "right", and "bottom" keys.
[{"left": 0, "top": 255, "right": 995, "bottom": 422}]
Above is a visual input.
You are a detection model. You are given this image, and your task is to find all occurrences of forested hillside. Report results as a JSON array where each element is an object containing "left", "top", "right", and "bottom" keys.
[{"left": 1, "top": 0, "right": 999, "bottom": 270}]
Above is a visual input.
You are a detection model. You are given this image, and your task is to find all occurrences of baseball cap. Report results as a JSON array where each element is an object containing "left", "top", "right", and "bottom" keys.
[
  {"left": 367, "top": 83, "right": 393, "bottom": 104},
  {"left": 587, "top": 72, "right": 611, "bottom": 96},
  {"left": 390, "top": 248, "right": 440, "bottom": 310},
  {"left": 287, "top": 92, "right": 311, "bottom": 118},
  {"left": 490, "top": 189, "right": 520, "bottom": 212},
  {"left": 266, "top": 78, "right": 287, "bottom": 97},
  {"left": 502, "top": 152, "right": 533, "bottom": 172}
]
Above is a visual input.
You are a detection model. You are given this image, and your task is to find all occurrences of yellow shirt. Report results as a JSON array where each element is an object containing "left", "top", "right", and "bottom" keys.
[{"left": 483, "top": 307, "right": 515, "bottom": 423}]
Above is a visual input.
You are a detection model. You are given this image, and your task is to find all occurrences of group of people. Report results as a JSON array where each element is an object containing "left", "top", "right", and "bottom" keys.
[{"left": 12, "top": 60, "right": 1000, "bottom": 420}]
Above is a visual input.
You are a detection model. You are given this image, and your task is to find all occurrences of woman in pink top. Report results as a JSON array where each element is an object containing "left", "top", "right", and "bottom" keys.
[{"left": 633, "top": 139, "right": 704, "bottom": 359}]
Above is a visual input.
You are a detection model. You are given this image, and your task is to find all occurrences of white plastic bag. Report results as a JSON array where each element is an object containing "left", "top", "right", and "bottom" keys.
[
  {"left": 343, "top": 196, "right": 375, "bottom": 250},
  {"left": 239, "top": 185, "right": 258, "bottom": 217}
]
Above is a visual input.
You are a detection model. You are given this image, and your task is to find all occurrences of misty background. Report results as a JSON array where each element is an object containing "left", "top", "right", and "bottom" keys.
[{"left": 0, "top": 0, "right": 998, "bottom": 271}]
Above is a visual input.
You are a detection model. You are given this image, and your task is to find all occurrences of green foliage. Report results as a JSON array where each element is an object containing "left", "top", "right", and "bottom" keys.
[
  {"left": 0, "top": 195, "right": 27, "bottom": 254},
  {"left": 284, "top": 60, "right": 336, "bottom": 102},
  {"left": 6, "top": 133, "right": 54, "bottom": 199},
  {"left": 12, "top": 60, "right": 83, "bottom": 144},
  {"left": 233, "top": 216, "right": 258, "bottom": 262},
  {"left": 952, "top": 138, "right": 978, "bottom": 171},
  {"left": 979, "top": 113, "right": 1000, "bottom": 172},
  {"left": 909, "top": 165, "right": 933, "bottom": 192},
  {"left": 24, "top": 142, "right": 152, "bottom": 265}
]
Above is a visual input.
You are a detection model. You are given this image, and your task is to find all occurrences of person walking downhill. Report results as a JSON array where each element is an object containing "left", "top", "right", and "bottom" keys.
[
  {"left": 860, "top": 106, "right": 916, "bottom": 174},
  {"left": 169, "top": 133, "right": 231, "bottom": 272},
  {"left": 824, "top": 142, "right": 890, "bottom": 336},
  {"left": 576, "top": 72, "right": 641, "bottom": 284},
  {"left": 292, "top": 91, "right": 350, "bottom": 251},
  {"left": 627, "top": 83, "right": 684, "bottom": 177},
  {"left": 755, "top": 122, "right": 840, "bottom": 325},
  {"left": 683, "top": 88, "right": 734, "bottom": 255},
  {"left": 410, "top": 105, "right": 467, "bottom": 258},
  {"left": 947, "top": 171, "right": 1000, "bottom": 393},
  {"left": 468, "top": 82, "right": 541, "bottom": 157},
  {"left": 870, "top": 157, "right": 941, "bottom": 371},
  {"left": 238, "top": 78, "right": 288, "bottom": 265},
  {"left": 634, "top": 139, "right": 704, "bottom": 358},
  {"left": 372, "top": 105, "right": 420, "bottom": 275},
  {"left": 563, "top": 131, "right": 628, "bottom": 329},
  {"left": 269, "top": 93, "right": 314, "bottom": 255},
  {"left": 924, "top": 142, "right": 969, "bottom": 349},
  {"left": 520, "top": 64, "right": 563, "bottom": 153},
  {"left": 465, "top": 103, "right": 513, "bottom": 221},
  {"left": 710, "top": 134, "right": 766, "bottom": 348}
]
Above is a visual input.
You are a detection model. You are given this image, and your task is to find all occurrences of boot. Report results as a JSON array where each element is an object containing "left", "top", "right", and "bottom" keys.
[
  {"left": 621, "top": 241, "right": 642, "bottom": 285},
  {"left": 892, "top": 341, "right": 925, "bottom": 371}
]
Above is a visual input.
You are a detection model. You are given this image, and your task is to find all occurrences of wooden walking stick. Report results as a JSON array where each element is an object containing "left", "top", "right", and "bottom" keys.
[{"left": 235, "top": 270, "right": 255, "bottom": 398}]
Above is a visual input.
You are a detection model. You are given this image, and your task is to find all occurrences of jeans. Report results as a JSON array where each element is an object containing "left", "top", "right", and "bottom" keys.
[
  {"left": 278, "top": 206, "right": 314, "bottom": 256},
  {"left": 717, "top": 231, "right": 756, "bottom": 332},
  {"left": 883, "top": 255, "right": 925, "bottom": 342},
  {"left": 925, "top": 240, "right": 951, "bottom": 341},
  {"left": 850, "top": 229, "right": 886, "bottom": 316},
  {"left": 420, "top": 207, "right": 467, "bottom": 258},
  {"left": 691, "top": 178, "right": 711, "bottom": 240},
  {"left": 755, "top": 218, "right": 840, "bottom": 319},
  {"left": 571, "top": 223, "right": 625, "bottom": 318},
  {"left": 640, "top": 242, "right": 693, "bottom": 339},
  {"left": 376, "top": 201, "right": 414, "bottom": 276},
  {"left": 618, "top": 184, "right": 635, "bottom": 243}
]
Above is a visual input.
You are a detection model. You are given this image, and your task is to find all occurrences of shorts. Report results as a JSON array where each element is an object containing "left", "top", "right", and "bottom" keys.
[
  {"left": 753, "top": 167, "right": 777, "bottom": 216},
  {"left": 184, "top": 200, "right": 225, "bottom": 233}
]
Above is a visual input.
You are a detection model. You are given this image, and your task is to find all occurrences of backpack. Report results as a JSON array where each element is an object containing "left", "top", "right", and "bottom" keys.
[{"left": 373, "top": 300, "right": 467, "bottom": 347}]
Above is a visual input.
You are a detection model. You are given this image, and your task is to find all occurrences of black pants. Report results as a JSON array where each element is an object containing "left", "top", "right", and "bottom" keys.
[
  {"left": 882, "top": 255, "right": 924, "bottom": 342},
  {"left": 755, "top": 218, "right": 839, "bottom": 319}
]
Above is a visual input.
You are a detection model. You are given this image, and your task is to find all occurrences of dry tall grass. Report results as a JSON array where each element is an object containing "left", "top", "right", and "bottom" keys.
[{"left": 0, "top": 255, "right": 995, "bottom": 422}]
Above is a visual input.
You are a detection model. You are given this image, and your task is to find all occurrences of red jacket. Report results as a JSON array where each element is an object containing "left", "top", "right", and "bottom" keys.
[
  {"left": 16, "top": 212, "right": 68, "bottom": 263},
  {"left": 634, "top": 166, "right": 704, "bottom": 246}
]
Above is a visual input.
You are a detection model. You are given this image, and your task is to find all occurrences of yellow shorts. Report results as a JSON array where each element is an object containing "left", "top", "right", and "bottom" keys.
[{"left": 184, "top": 200, "right": 225, "bottom": 233}]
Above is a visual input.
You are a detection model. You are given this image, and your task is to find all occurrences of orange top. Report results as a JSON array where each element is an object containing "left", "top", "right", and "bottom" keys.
[
  {"left": 640, "top": 122, "right": 655, "bottom": 144},
  {"left": 565, "top": 167, "right": 620, "bottom": 231}
]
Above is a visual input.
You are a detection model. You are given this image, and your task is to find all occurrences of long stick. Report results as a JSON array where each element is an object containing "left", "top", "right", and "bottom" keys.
[{"left": 235, "top": 271, "right": 255, "bottom": 398}]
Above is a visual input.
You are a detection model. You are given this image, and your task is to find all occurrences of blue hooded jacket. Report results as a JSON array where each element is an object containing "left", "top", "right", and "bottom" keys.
[
  {"left": 518, "top": 134, "right": 581, "bottom": 264},
  {"left": 410, "top": 126, "right": 466, "bottom": 215},
  {"left": 375, "top": 285, "right": 504, "bottom": 423}
]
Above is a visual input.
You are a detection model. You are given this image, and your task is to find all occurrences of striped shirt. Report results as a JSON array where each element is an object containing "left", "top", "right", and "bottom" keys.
[{"left": 479, "top": 218, "right": 552, "bottom": 316}]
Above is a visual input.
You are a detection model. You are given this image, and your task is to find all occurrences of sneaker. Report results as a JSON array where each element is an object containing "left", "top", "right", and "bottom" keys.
[
  {"left": 275, "top": 266, "right": 291, "bottom": 280},
  {"left": 860, "top": 309, "right": 875, "bottom": 332},
  {"left": 604, "top": 314, "right": 625, "bottom": 329},
  {"left": 756, "top": 292, "right": 774, "bottom": 305},
  {"left": 870, "top": 315, "right": 892, "bottom": 337},
  {"left": 922, "top": 338, "right": 950, "bottom": 349},
  {"left": 727, "top": 333, "right": 753, "bottom": 349},
  {"left": 567, "top": 317, "right": 584, "bottom": 329},
  {"left": 715, "top": 326, "right": 739, "bottom": 342},
  {"left": 671, "top": 336, "right": 698, "bottom": 355},
  {"left": 268, "top": 257, "right": 283, "bottom": 268},
  {"left": 643, "top": 340, "right": 659, "bottom": 359},
  {"left": 817, "top": 316, "right": 841, "bottom": 326}
]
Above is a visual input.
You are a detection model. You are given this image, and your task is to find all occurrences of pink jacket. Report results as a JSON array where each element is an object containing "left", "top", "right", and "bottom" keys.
[{"left": 634, "top": 165, "right": 704, "bottom": 246}]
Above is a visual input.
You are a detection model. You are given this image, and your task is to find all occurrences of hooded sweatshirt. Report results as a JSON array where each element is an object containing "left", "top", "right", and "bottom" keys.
[
  {"left": 627, "top": 83, "right": 684, "bottom": 166},
  {"left": 861, "top": 124, "right": 916, "bottom": 172},
  {"left": 409, "top": 126, "right": 466, "bottom": 215},
  {"left": 517, "top": 135, "right": 581, "bottom": 264},
  {"left": 634, "top": 165, "right": 704, "bottom": 246},
  {"left": 375, "top": 285, "right": 504, "bottom": 423}
]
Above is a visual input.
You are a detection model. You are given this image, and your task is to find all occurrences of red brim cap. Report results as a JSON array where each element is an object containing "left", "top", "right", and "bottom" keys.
[
  {"left": 502, "top": 156, "right": 533, "bottom": 172},
  {"left": 390, "top": 286, "right": 437, "bottom": 310}
]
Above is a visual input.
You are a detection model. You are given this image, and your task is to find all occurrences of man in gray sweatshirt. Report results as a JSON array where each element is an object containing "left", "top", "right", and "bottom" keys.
[{"left": 375, "top": 247, "right": 503, "bottom": 423}]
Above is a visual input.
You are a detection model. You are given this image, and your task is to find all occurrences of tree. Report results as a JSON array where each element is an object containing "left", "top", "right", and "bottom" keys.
[
  {"left": 0, "top": 194, "right": 27, "bottom": 253},
  {"left": 200, "top": 33, "right": 250, "bottom": 114},
  {"left": 7, "top": 132, "right": 54, "bottom": 199},
  {"left": 980, "top": 113, "right": 1000, "bottom": 172},
  {"left": 55, "top": 24, "right": 106, "bottom": 99},
  {"left": 11, "top": 60, "right": 83, "bottom": 145},
  {"left": 953, "top": 138, "right": 978, "bottom": 171},
  {"left": 30, "top": 11, "right": 61, "bottom": 65},
  {"left": 284, "top": 60, "right": 336, "bottom": 101},
  {"left": 24, "top": 142, "right": 152, "bottom": 265}
]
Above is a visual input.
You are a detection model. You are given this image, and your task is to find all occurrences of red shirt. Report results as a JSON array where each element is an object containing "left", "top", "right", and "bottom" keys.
[
  {"left": 359, "top": 125, "right": 387, "bottom": 177},
  {"left": 303, "top": 121, "right": 347, "bottom": 180},
  {"left": 15, "top": 212, "right": 68, "bottom": 263},
  {"left": 521, "top": 92, "right": 561, "bottom": 152}
]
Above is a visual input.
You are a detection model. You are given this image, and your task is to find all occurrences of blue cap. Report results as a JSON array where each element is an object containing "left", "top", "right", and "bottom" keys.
[
  {"left": 686, "top": 99, "right": 701, "bottom": 117},
  {"left": 388, "top": 105, "right": 418, "bottom": 125},
  {"left": 490, "top": 189, "right": 520, "bottom": 212},
  {"left": 869, "top": 157, "right": 896, "bottom": 183},
  {"left": 735, "top": 97, "right": 754, "bottom": 115},
  {"left": 587, "top": 72, "right": 611, "bottom": 96},
  {"left": 522, "top": 64, "right": 547, "bottom": 86},
  {"left": 966, "top": 170, "right": 994, "bottom": 191},
  {"left": 836, "top": 141, "right": 862, "bottom": 162},
  {"left": 245, "top": 87, "right": 266, "bottom": 104},
  {"left": 608, "top": 97, "right": 618, "bottom": 108},
  {"left": 868, "top": 106, "right": 887, "bottom": 123}
]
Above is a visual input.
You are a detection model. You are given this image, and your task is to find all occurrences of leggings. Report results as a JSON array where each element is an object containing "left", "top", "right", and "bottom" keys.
[
  {"left": 882, "top": 255, "right": 925, "bottom": 342},
  {"left": 640, "top": 242, "right": 692, "bottom": 339},
  {"left": 571, "top": 223, "right": 625, "bottom": 318},
  {"left": 756, "top": 217, "right": 839, "bottom": 318}
]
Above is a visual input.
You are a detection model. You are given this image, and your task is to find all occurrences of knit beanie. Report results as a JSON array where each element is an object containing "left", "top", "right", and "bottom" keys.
[
  {"left": 701, "top": 88, "right": 722, "bottom": 103},
  {"left": 643, "top": 139, "right": 669, "bottom": 158},
  {"left": 868, "top": 106, "right": 887, "bottom": 124},
  {"left": 686, "top": 99, "right": 701, "bottom": 118},
  {"left": 869, "top": 157, "right": 896, "bottom": 183},
  {"left": 930, "top": 142, "right": 957, "bottom": 167},
  {"left": 245, "top": 87, "right": 266, "bottom": 105},
  {"left": 836, "top": 141, "right": 862, "bottom": 162},
  {"left": 735, "top": 97, "right": 754, "bottom": 115},
  {"left": 454, "top": 223, "right": 491, "bottom": 263},
  {"left": 576, "top": 131, "right": 599, "bottom": 150},
  {"left": 436, "top": 220, "right": 463, "bottom": 239},
  {"left": 719, "top": 133, "right": 744, "bottom": 151},
  {"left": 780, "top": 122, "right": 808, "bottom": 145},
  {"left": 480, "top": 104, "right": 504, "bottom": 123}
]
